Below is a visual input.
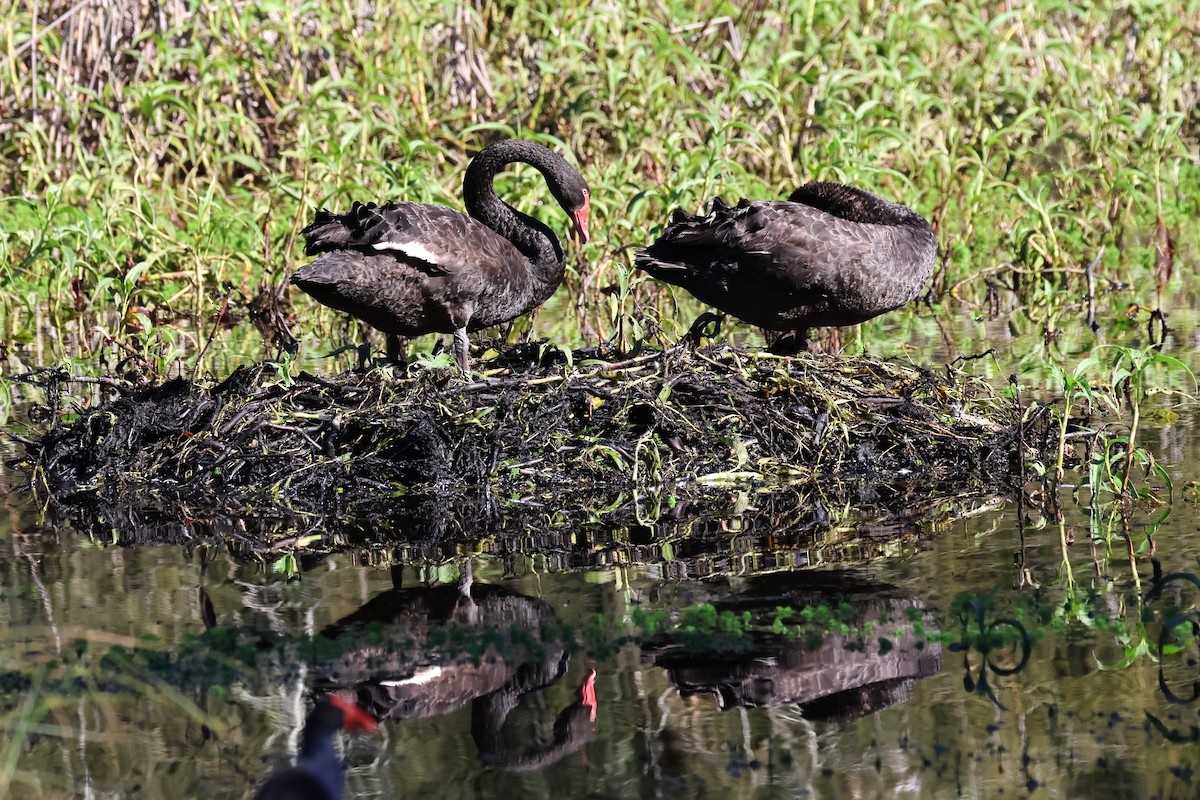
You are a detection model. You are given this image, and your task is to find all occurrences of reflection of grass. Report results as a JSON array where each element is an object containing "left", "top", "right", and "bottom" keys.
[
  {"left": 0, "top": 645, "right": 233, "bottom": 794},
  {"left": 10, "top": 569, "right": 1200, "bottom": 732},
  {"left": 0, "top": 596, "right": 935, "bottom": 707},
  {"left": 635, "top": 599, "right": 941, "bottom": 657},
  {"left": 634, "top": 605, "right": 756, "bottom": 654},
  {"left": 950, "top": 558, "right": 1200, "bottom": 684},
  {"left": 0, "top": 668, "right": 44, "bottom": 797}
]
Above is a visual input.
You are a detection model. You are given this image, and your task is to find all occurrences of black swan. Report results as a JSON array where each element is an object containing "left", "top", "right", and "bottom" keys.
[
  {"left": 292, "top": 139, "right": 591, "bottom": 371},
  {"left": 254, "top": 695, "right": 377, "bottom": 800},
  {"left": 635, "top": 182, "right": 936, "bottom": 350}
]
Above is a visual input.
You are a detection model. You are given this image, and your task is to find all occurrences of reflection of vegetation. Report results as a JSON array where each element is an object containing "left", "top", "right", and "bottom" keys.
[
  {"left": 943, "top": 555, "right": 1200, "bottom": 717},
  {"left": 1145, "top": 711, "right": 1200, "bottom": 744},
  {"left": 633, "top": 605, "right": 755, "bottom": 654},
  {"left": 1016, "top": 346, "right": 1193, "bottom": 615},
  {"left": 991, "top": 345, "right": 1197, "bottom": 702},
  {"left": 634, "top": 598, "right": 942, "bottom": 659},
  {"left": 6, "top": 566, "right": 1200, "bottom": 749},
  {"left": 1146, "top": 566, "right": 1200, "bottom": 699},
  {"left": 0, "top": 597, "right": 936, "bottom": 708},
  {"left": 0, "top": 643, "right": 233, "bottom": 794},
  {"left": 950, "top": 592, "right": 1033, "bottom": 709}
]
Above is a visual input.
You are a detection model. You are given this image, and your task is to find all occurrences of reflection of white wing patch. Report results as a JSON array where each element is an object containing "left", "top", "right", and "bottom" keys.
[
  {"left": 379, "top": 666, "right": 444, "bottom": 687},
  {"left": 372, "top": 241, "right": 442, "bottom": 265}
]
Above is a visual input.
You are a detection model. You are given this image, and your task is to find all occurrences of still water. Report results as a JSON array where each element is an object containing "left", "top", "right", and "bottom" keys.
[
  {"left": 4, "top": 420, "right": 1200, "bottom": 800},
  {"left": 4, "top": 308, "right": 1200, "bottom": 800}
]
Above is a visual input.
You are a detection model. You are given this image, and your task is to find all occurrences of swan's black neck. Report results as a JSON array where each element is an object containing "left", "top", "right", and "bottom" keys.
[
  {"left": 464, "top": 140, "right": 571, "bottom": 271},
  {"left": 787, "top": 182, "right": 926, "bottom": 228}
]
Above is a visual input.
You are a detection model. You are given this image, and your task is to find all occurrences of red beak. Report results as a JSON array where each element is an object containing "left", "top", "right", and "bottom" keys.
[
  {"left": 578, "top": 669, "right": 598, "bottom": 722},
  {"left": 327, "top": 694, "right": 378, "bottom": 733},
  {"left": 571, "top": 203, "right": 590, "bottom": 244}
]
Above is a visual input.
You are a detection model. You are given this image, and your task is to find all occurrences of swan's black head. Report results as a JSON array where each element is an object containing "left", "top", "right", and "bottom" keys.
[
  {"left": 549, "top": 170, "right": 591, "bottom": 244},
  {"left": 468, "top": 139, "right": 592, "bottom": 246}
]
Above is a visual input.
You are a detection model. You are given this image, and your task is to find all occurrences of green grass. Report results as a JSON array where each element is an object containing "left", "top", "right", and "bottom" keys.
[{"left": 2, "top": 0, "right": 1199, "bottom": 376}]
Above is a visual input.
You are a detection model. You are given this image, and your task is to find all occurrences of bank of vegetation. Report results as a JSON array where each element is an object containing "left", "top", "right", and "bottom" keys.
[
  {"left": 1, "top": 0, "right": 1197, "bottom": 378},
  {"left": 2, "top": 1, "right": 1196, "bottom": 550}
]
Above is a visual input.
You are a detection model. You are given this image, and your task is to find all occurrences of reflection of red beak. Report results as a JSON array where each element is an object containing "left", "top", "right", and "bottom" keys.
[
  {"left": 327, "top": 694, "right": 378, "bottom": 733},
  {"left": 578, "top": 669, "right": 598, "bottom": 722},
  {"left": 571, "top": 203, "right": 591, "bottom": 244}
]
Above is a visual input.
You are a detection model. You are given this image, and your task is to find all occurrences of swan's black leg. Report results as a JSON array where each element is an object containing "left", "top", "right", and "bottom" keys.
[
  {"left": 452, "top": 328, "right": 471, "bottom": 372},
  {"left": 386, "top": 333, "right": 408, "bottom": 371},
  {"left": 767, "top": 329, "right": 810, "bottom": 355}
]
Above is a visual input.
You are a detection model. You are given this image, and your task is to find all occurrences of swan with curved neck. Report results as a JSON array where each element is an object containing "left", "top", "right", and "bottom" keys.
[
  {"left": 292, "top": 139, "right": 590, "bottom": 371},
  {"left": 636, "top": 182, "right": 935, "bottom": 351}
]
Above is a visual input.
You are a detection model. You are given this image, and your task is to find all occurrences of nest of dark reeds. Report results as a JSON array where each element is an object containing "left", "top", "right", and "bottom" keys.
[{"left": 9, "top": 343, "right": 1062, "bottom": 558}]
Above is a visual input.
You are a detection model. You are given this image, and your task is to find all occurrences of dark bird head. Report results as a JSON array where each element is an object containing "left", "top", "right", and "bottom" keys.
[
  {"left": 550, "top": 171, "right": 591, "bottom": 245},
  {"left": 255, "top": 695, "right": 378, "bottom": 800}
]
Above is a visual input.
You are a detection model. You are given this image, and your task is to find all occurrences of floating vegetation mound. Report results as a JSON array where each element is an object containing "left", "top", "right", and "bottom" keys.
[{"left": 11, "top": 344, "right": 1053, "bottom": 554}]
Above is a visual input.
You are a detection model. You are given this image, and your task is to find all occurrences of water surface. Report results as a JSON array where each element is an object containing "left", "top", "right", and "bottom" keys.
[
  {"left": 5, "top": 431, "right": 1200, "bottom": 800},
  {"left": 4, "top": 309, "right": 1200, "bottom": 800}
]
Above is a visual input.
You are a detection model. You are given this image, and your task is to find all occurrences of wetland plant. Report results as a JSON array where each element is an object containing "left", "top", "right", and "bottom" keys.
[{"left": 2, "top": 0, "right": 1197, "bottom": 378}]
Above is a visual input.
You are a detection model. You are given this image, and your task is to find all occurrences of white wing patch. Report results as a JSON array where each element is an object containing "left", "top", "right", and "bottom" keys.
[
  {"left": 379, "top": 666, "right": 445, "bottom": 687},
  {"left": 371, "top": 240, "right": 443, "bottom": 265}
]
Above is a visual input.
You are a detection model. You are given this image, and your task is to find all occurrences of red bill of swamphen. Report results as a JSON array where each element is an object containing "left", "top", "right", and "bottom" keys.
[{"left": 254, "top": 694, "right": 377, "bottom": 800}]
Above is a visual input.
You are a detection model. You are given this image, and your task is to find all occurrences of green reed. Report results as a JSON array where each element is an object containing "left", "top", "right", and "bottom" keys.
[{"left": 2, "top": 0, "right": 1198, "bottom": 377}]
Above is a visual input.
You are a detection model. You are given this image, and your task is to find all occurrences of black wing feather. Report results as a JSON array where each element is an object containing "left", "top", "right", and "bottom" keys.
[{"left": 635, "top": 185, "right": 936, "bottom": 331}]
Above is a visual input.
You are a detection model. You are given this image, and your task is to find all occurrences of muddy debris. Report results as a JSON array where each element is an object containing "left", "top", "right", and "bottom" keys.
[{"left": 8, "top": 343, "right": 1069, "bottom": 554}]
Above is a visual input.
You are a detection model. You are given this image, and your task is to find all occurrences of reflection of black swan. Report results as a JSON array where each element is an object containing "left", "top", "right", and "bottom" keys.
[
  {"left": 254, "top": 695, "right": 377, "bottom": 800},
  {"left": 291, "top": 139, "right": 591, "bottom": 371},
  {"left": 313, "top": 567, "right": 598, "bottom": 771},
  {"left": 644, "top": 571, "right": 941, "bottom": 721},
  {"left": 473, "top": 668, "right": 598, "bottom": 772},
  {"left": 636, "top": 183, "right": 936, "bottom": 350},
  {"left": 316, "top": 570, "right": 565, "bottom": 720}
]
